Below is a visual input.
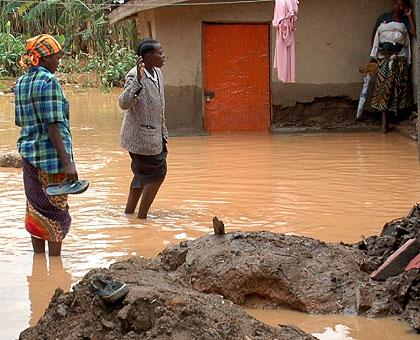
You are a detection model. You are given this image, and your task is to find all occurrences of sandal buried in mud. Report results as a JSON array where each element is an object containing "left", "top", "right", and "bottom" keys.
[
  {"left": 46, "top": 180, "right": 89, "bottom": 196},
  {"left": 91, "top": 277, "right": 129, "bottom": 304}
]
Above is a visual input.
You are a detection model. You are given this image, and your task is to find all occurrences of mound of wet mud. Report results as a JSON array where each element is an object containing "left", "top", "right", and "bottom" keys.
[
  {"left": 20, "top": 207, "right": 419, "bottom": 339},
  {"left": 161, "top": 233, "right": 367, "bottom": 314},
  {"left": 0, "top": 151, "right": 22, "bottom": 168},
  {"left": 20, "top": 257, "right": 314, "bottom": 340}
]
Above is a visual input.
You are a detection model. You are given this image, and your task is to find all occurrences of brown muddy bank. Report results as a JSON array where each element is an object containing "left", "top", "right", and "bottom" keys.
[
  {"left": 19, "top": 259, "right": 314, "bottom": 340},
  {"left": 0, "top": 151, "right": 22, "bottom": 168},
  {"left": 20, "top": 206, "right": 419, "bottom": 339}
]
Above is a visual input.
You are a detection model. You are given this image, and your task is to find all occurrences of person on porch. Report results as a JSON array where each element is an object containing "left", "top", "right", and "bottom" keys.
[{"left": 369, "top": 0, "right": 416, "bottom": 133}]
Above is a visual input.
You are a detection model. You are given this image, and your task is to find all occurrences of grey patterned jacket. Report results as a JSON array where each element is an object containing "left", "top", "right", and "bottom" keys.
[{"left": 119, "top": 66, "right": 168, "bottom": 155}]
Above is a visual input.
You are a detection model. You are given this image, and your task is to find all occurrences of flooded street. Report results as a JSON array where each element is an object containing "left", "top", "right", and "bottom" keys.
[{"left": 1, "top": 89, "right": 420, "bottom": 339}]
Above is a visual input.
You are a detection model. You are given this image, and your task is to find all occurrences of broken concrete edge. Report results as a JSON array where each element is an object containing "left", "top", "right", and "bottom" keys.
[
  {"left": 269, "top": 125, "right": 380, "bottom": 135},
  {"left": 405, "top": 253, "right": 420, "bottom": 271},
  {"left": 165, "top": 126, "right": 380, "bottom": 136},
  {"left": 395, "top": 125, "right": 418, "bottom": 141},
  {"left": 168, "top": 129, "right": 210, "bottom": 137},
  {"left": 370, "top": 238, "right": 420, "bottom": 281}
]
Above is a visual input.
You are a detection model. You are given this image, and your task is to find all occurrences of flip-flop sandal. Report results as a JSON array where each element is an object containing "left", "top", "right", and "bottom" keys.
[
  {"left": 90, "top": 277, "right": 129, "bottom": 304},
  {"left": 46, "top": 180, "right": 89, "bottom": 196}
]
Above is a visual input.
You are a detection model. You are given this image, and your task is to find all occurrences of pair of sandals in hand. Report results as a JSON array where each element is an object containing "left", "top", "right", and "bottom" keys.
[{"left": 46, "top": 179, "right": 89, "bottom": 196}]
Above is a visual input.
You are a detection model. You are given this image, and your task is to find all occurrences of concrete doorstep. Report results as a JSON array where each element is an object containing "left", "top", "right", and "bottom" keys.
[{"left": 370, "top": 238, "right": 420, "bottom": 281}]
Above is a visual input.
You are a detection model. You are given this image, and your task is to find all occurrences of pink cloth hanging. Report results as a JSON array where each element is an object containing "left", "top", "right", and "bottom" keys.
[{"left": 272, "top": 0, "right": 299, "bottom": 83}]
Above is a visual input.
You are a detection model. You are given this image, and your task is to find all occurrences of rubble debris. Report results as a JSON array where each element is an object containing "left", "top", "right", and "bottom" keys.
[{"left": 370, "top": 238, "right": 419, "bottom": 280}]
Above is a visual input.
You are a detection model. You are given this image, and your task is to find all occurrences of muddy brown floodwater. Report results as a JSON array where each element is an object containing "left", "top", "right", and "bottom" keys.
[{"left": 0, "top": 88, "right": 419, "bottom": 339}]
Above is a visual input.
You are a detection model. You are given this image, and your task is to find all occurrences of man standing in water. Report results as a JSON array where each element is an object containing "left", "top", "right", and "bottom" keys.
[{"left": 119, "top": 38, "right": 168, "bottom": 219}]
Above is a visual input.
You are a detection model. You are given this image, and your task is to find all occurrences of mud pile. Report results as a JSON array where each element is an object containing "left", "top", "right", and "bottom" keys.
[
  {"left": 20, "top": 257, "right": 314, "bottom": 340},
  {"left": 20, "top": 207, "right": 419, "bottom": 339},
  {"left": 160, "top": 233, "right": 367, "bottom": 314},
  {"left": 0, "top": 151, "right": 22, "bottom": 168}
]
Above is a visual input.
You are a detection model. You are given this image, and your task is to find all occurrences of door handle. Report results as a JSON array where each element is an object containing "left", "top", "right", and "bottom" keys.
[{"left": 204, "top": 90, "right": 215, "bottom": 102}]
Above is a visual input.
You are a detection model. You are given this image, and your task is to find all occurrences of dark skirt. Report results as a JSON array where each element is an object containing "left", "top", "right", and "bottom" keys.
[
  {"left": 129, "top": 144, "right": 167, "bottom": 188},
  {"left": 22, "top": 159, "right": 71, "bottom": 242},
  {"left": 371, "top": 56, "right": 412, "bottom": 113}
]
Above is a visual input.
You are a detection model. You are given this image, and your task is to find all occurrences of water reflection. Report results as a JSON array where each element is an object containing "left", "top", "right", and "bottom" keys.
[
  {"left": 247, "top": 309, "right": 419, "bottom": 340},
  {"left": 313, "top": 324, "right": 355, "bottom": 340},
  {"left": 27, "top": 254, "right": 72, "bottom": 326}
]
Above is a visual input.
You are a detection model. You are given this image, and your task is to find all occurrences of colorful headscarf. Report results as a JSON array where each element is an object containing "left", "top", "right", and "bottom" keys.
[{"left": 19, "top": 34, "right": 62, "bottom": 68}]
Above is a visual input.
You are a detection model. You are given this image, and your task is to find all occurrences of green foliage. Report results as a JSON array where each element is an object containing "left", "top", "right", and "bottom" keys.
[
  {"left": 0, "top": 67, "right": 7, "bottom": 77},
  {"left": 0, "top": 23, "right": 24, "bottom": 77},
  {"left": 59, "top": 53, "right": 86, "bottom": 73},
  {"left": 0, "top": 80, "right": 8, "bottom": 92},
  {"left": 0, "top": 0, "right": 138, "bottom": 88},
  {"left": 1, "top": 0, "right": 137, "bottom": 56},
  {"left": 85, "top": 44, "right": 136, "bottom": 89},
  {"left": 0, "top": 31, "right": 136, "bottom": 89},
  {"left": 23, "top": 0, "right": 62, "bottom": 22},
  {"left": 56, "top": 46, "right": 136, "bottom": 89}
]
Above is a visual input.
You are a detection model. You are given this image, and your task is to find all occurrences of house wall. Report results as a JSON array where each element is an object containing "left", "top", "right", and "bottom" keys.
[{"left": 136, "top": 0, "right": 393, "bottom": 131}]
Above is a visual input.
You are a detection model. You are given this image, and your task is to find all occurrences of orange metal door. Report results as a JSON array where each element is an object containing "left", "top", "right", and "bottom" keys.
[{"left": 204, "top": 23, "right": 270, "bottom": 132}]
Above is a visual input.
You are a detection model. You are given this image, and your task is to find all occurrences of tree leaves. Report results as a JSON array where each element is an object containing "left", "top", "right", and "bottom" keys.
[
  {"left": 0, "top": 0, "right": 137, "bottom": 75},
  {"left": 23, "top": 0, "right": 61, "bottom": 22},
  {"left": 2, "top": 0, "right": 25, "bottom": 15}
]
